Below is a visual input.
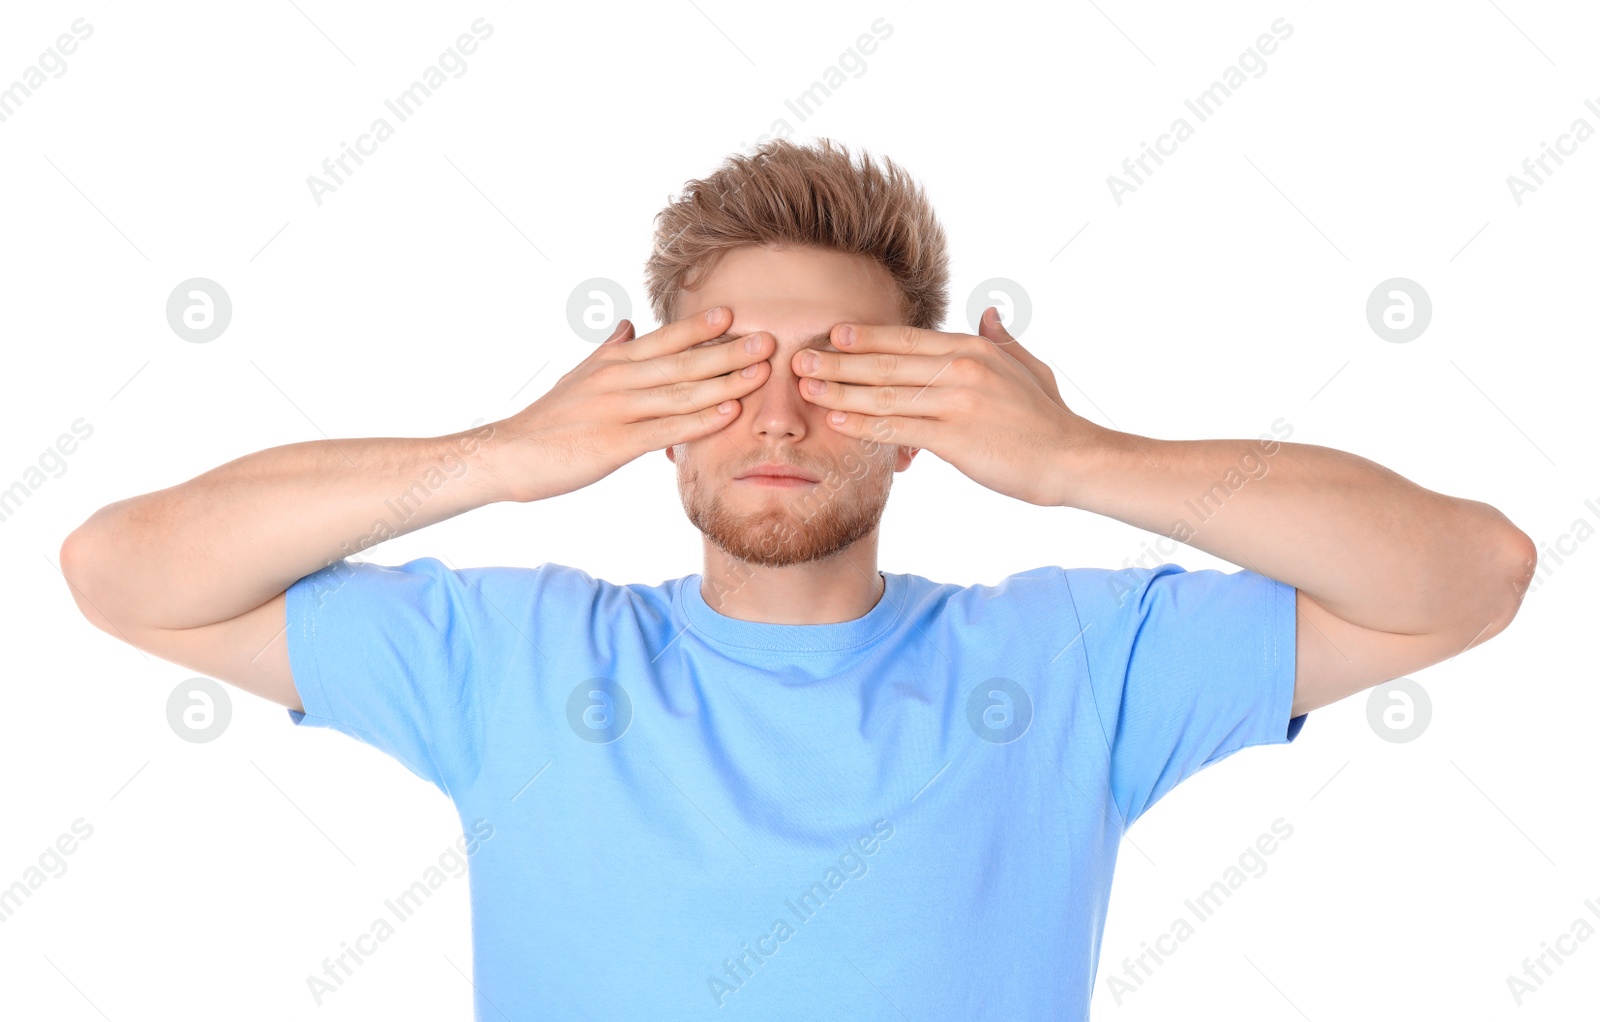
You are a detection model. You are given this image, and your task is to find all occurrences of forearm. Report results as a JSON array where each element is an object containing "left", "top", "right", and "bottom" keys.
[
  {"left": 1058, "top": 425, "right": 1532, "bottom": 636},
  {"left": 61, "top": 423, "right": 509, "bottom": 630}
]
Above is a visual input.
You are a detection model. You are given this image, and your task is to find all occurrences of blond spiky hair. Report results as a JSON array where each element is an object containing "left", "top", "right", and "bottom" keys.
[{"left": 644, "top": 138, "right": 950, "bottom": 331}]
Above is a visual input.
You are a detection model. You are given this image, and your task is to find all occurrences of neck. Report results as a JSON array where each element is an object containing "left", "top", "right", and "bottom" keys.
[{"left": 698, "top": 542, "right": 884, "bottom": 624}]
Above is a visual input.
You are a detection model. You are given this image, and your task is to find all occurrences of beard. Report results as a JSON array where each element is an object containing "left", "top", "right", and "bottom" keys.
[{"left": 677, "top": 451, "right": 896, "bottom": 568}]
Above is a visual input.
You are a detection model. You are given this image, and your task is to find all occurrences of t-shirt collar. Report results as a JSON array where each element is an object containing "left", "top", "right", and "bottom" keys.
[{"left": 678, "top": 569, "right": 906, "bottom": 653}]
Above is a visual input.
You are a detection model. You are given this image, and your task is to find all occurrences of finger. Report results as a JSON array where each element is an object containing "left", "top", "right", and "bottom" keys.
[
  {"left": 625, "top": 306, "right": 737, "bottom": 362},
  {"left": 818, "top": 407, "right": 940, "bottom": 451},
  {"left": 798, "top": 373, "right": 957, "bottom": 418},
  {"left": 978, "top": 306, "right": 1031, "bottom": 359},
  {"left": 623, "top": 327, "right": 774, "bottom": 397},
  {"left": 980, "top": 307, "right": 1043, "bottom": 367},
  {"left": 830, "top": 321, "right": 967, "bottom": 356},
  {"left": 601, "top": 319, "right": 635, "bottom": 345},
  {"left": 792, "top": 346, "right": 949, "bottom": 387},
  {"left": 628, "top": 355, "right": 771, "bottom": 420},
  {"left": 979, "top": 306, "right": 1063, "bottom": 400},
  {"left": 977, "top": 306, "right": 1005, "bottom": 341},
  {"left": 634, "top": 396, "right": 743, "bottom": 451}
]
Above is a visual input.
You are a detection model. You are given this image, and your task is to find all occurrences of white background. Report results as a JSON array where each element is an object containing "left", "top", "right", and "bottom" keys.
[{"left": 1, "top": 1, "right": 1595, "bottom": 1018}]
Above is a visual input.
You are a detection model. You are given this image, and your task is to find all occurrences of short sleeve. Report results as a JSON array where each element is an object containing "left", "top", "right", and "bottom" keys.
[
  {"left": 284, "top": 556, "right": 504, "bottom": 800},
  {"left": 1063, "top": 562, "right": 1305, "bottom": 830}
]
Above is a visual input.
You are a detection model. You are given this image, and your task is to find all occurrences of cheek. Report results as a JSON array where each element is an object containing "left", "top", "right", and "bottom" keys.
[
  {"left": 837, "top": 450, "right": 867, "bottom": 480},
  {"left": 670, "top": 440, "right": 707, "bottom": 472}
]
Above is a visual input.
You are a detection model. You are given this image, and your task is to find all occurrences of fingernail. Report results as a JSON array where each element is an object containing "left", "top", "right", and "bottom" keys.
[
  {"left": 706, "top": 307, "right": 725, "bottom": 324},
  {"left": 744, "top": 334, "right": 763, "bottom": 354}
]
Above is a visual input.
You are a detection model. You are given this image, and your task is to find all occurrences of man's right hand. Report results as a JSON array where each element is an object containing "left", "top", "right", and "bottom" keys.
[{"left": 486, "top": 306, "right": 772, "bottom": 504}]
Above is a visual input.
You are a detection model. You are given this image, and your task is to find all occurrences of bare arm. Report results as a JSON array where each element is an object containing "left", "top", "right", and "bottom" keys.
[
  {"left": 785, "top": 313, "right": 1535, "bottom": 722},
  {"left": 1055, "top": 429, "right": 1536, "bottom": 717},
  {"left": 60, "top": 428, "right": 507, "bottom": 632},
  {"left": 58, "top": 429, "right": 511, "bottom": 712},
  {"left": 58, "top": 307, "right": 776, "bottom": 712}
]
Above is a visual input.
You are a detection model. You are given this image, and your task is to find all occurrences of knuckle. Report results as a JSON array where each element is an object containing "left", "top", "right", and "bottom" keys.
[
  {"left": 670, "top": 346, "right": 699, "bottom": 379},
  {"left": 592, "top": 362, "right": 626, "bottom": 390},
  {"left": 950, "top": 355, "right": 982, "bottom": 380},
  {"left": 873, "top": 352, "right": 897, "bottom": 379}
]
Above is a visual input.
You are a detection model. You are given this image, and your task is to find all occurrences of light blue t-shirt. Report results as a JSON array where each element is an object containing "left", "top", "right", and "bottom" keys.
[{"left": 285, "top": 556, "right": 1306, "bottom": 1020}]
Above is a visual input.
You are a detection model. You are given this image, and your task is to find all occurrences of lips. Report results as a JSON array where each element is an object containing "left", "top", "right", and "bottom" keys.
[{"left": 735, "top": 463, "right": 820, "bottom": 482}]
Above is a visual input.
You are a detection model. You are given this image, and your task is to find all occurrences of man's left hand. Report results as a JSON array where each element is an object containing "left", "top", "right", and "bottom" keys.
[{"left": 794, "top": 307, "right": 1098, "bottom": 506}]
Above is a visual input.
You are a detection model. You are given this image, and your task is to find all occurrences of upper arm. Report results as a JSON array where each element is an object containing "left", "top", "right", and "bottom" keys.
[
  {"left": 74, "top": 586, "right": 304, "bottom": 713},
  {"left": 1291, "top": 588, "right": 1497, "bottom": 718}
]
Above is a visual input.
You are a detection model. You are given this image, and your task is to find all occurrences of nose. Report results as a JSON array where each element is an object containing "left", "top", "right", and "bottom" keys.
[{"left": 743, "top": 344, "right": 811, "bottom": 442}]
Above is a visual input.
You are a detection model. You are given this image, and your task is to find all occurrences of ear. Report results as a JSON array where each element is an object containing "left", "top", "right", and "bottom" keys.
[
  {"left": 665, "top": 444, "right": 676, "bottom": 465},
  {"left": 895, "top": 446, "right": 919, "bottom": 472}
]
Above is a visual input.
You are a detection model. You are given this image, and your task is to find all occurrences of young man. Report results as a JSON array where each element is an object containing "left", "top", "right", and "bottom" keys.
[{"left": 61, "top": 139, "right": 1534, "bottom": 1019}]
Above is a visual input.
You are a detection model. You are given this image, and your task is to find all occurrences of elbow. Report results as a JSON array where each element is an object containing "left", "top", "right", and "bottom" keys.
[
  {"left": 60, "top": 502, "right": 121, "bottom": 600},
  {"left": 60, "top": 526, "right": 86, "bottom": 585},
  {"left": 1503, "top": 524, "right": 1538, "bottom": 617},
  {"left": 59, "top": 528, "right": 130, "bottom": 641},
  {"left": 59, "top": 526, "right": 98, "bottom": 615},
  {"left": 60, "top": 524, "right": 120, "bottom": 634},
  {"left": 1469, "top": 524, "right": 1537, "bottom": 649}
]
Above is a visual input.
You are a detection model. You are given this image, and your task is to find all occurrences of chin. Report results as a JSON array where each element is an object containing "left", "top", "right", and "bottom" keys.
[{"left": 677, "top": 457, "right": 894, "bottom": 566}]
